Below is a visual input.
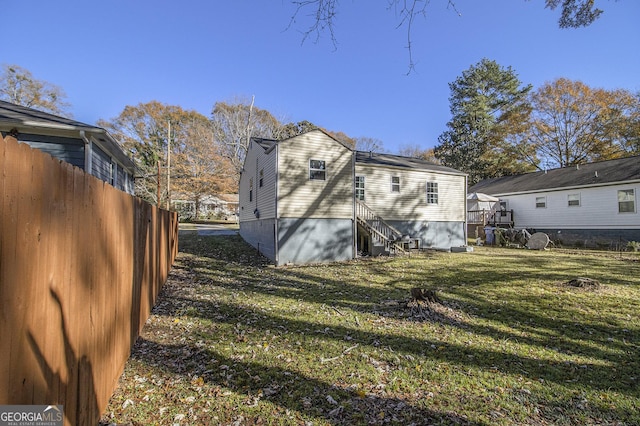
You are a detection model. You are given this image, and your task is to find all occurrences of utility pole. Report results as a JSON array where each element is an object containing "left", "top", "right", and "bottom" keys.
[
  {"left": 246, "top": 95, "right": 255, "bottom": 148},
  {"left": 157, "top": 160, "right": 161, "bottom": 206},
  {"left": 166, "top": 120, "right": 171, "bottom": 210}
]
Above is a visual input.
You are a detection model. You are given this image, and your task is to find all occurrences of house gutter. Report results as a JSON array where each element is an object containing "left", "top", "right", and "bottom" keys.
[
  {"left": 16, "top": 121, "right": 94, "bottom": 132},
  {"left": 486, "top": 179, "right": 640, "bottom": 197}
]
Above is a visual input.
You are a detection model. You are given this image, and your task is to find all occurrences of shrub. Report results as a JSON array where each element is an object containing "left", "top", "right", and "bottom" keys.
[{"left": 627, "top": 241, "right": 640, "bottom": 252}]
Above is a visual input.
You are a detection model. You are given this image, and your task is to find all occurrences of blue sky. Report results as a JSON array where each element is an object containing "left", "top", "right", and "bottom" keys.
[{"left": 3, "top": 0, "right": 639, "bottom": 153}]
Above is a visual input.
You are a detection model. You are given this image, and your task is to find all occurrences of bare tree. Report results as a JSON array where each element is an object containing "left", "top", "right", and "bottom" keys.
[
  {"left": 210, "top": 99, "right": 282, "bottom": 173},
  {"left": 288, "top": 1, "right": 604, "bottom": 73},
  {"left": 355, "top": 136, "right": 385, "bottom": 153},
  {"left": 0, "top": 64, "right": 71, "bottom": 116},
  {"left": 397, "top": 144, "right": 440, "bottom": 163}
]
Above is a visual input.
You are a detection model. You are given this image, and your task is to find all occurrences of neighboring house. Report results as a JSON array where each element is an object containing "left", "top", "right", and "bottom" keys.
[
  {"left": 0, "top": 100, "right": 135, "bottom": 194},
  {"left": 469, "top": 156, "right": 640, "bottom": 247},
  {"left": 238, "top": 129, "right": 468, "bottom": 265},
  {"left": 216, "top": 193, "right": 239, "bottom": 217},
  {"left": 173, "top": 193, "right": 239, "bottom": 221}
]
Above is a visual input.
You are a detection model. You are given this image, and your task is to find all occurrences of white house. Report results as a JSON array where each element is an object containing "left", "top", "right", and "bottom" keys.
[
  {"left": 469, "top": 156, "right": 640, "bottom": 248},
  {"left": 238, "top": 129, "right": 468, "bottom": 265},
  {"left": 173, "top": 193, "right": 239, "bottom": 221}
]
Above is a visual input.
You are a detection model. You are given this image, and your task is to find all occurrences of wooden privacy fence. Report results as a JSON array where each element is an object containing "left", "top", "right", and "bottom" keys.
[{"left": 0, "top": 135, "right": 178, "bottom": 425}]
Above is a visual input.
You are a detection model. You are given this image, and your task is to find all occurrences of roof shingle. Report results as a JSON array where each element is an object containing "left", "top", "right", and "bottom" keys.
[{"left": 470, "top": 156, "right": 640, "bottom": 195}]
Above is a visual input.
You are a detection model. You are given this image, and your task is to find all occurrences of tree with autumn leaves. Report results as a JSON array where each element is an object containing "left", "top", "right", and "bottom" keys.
[
  {"left": 434, "top": 59, "right": 640, "bottom": 184},
  {"left": 520, "top": 78, "right": 640, "bottom": 168},
  {"left": 98, "top": 101, "right": 237, "bottom": 212}
]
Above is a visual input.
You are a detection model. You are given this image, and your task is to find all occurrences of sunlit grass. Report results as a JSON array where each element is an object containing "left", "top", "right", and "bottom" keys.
[{"left": 102, "top": 234, "right": 640, "bottom": 425}]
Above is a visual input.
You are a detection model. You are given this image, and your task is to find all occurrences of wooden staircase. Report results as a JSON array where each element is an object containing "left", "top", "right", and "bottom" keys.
[{"left": 355, "top": 200, "right": 407, "bottom": 255}]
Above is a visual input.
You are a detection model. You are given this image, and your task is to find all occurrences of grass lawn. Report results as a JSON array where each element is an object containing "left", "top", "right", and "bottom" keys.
[{"left": 101, "top": 234, "right": 640, "bottom": 425}]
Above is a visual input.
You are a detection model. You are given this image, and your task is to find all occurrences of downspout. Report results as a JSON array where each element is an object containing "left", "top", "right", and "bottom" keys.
[
  {"left": 80, "top": 130, "right": 92, "bottom": 174},
  {"left": 274, "top": 143, "right": 279, "bottom": 265},
  {"left": 464, "top": 174, "right": 468, "bottom": 246},
  {"left": 352, "top": 149, "right": 357, "bottom": 259}
]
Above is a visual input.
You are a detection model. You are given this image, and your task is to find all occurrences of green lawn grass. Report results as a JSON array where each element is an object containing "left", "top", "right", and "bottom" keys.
[{"left": 102, "top": 234, "right": 640, "bottom": 425}]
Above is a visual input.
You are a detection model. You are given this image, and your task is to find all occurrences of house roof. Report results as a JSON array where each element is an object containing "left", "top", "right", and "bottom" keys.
[
  {"left": 251, "top": 129, "right": 356, "bottom": 154},
  {"left": 355, "top": 151, "right": 466, "bottom": 176},
  {"left": 217, "top": 193, "right": 239, "bottom": 203},
  {"left": 249, "top": 133, "right": 467, "bottom": 176},
  {"left": 0, "top": 100, "right": 101, "bottom": 131},
  {"left": 470, "top": 155, "right": 640, "bottom": 196},
  {"left": 251, "top": 137, "right": 277, "bottom": 151},
  {"left": 0, "top": 100, "right": 135, "bottom": 171}
]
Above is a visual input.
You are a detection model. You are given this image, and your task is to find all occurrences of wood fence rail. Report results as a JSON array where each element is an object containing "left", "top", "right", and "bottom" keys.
[{"left": 0, "top": 134, "right": 178, "bottom": 425}]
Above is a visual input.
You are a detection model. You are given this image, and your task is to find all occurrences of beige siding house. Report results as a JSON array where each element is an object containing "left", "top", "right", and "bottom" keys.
[
  {"left": 354, "top": 152, "right": 467, "bottom": 253},
  {"left": 239, "top": 130, "right": 468, "bottom": 265}
]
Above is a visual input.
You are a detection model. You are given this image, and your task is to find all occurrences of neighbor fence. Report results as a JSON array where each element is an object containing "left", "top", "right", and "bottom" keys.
[{"left": 0, "top": 134, "right": 178, "bottom": 425}]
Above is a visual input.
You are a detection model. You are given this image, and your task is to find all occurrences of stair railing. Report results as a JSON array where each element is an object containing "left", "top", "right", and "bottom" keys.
[{"left": 356, "top": 200, "right": 406, "bottom": 253}]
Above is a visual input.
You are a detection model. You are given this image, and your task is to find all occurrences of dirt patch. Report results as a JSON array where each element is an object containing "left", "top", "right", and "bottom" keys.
[
  {"left": 403, "top": 288, "right": 468, "bottom": 325},
  {"left": 562, "top": 277, "right": 601, "bottom": 289}
]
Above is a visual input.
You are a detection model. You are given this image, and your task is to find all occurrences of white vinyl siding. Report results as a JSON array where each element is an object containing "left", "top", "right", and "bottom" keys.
[
  {"left": 239, "top": 139, "right": 277, "bottom": 221},
  {"left": 278, "top": 131, "right": 353, "bottom": 219},
  {"left": 355, "top": 164, "right": 466, "bottom": 222},
  {"left": 493, "top": 184, "right": 640, "bottom": 229},
  {"left": 255, "top": 146, "right": 277, "bottom": 219}
]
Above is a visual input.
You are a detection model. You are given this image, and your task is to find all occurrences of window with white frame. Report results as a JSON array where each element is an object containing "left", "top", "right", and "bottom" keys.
[
  {"left": 259, "top": 169, "right": 264, "bottom": 187},
  {"left": 355, "top": 176, "right": 365, "bottom": 201},
  {"left": 568, "top": 193, "right": 580, "bottom": 207},
  {"left": 249, "top": 178, "right": 253, "bottom": 202},
  {"left": 426, "top": 181, "right": 438, "bottom": 204},
  {"left": 391, "top": 176, "right": 400, "bottom": 193},
  {"left": 536, "top": 196, "right": 546, "bottom": 208},
  {"left": 618, "top": 189, "right": 636, "bottom": 213},
  {"left": 309, "top": 159, "right": 326, "bottom": 180}
]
